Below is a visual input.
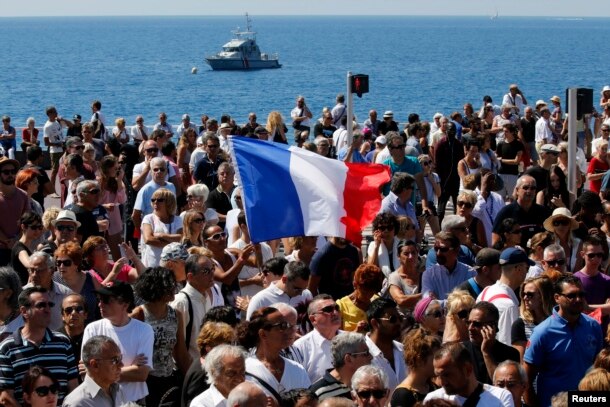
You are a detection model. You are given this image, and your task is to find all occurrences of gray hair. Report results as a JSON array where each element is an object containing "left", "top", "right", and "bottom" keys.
[
  {"left": 543, "top": 244, "right": 565, "bottom": 259},
  {"left": 284, "top": 261, "right": 310, "bottom": 283},
  {"left": 351, "top": 365, "right": 389, "bottom": 391},
  {"left": 26, "top": 117, "right": 35, "bottom": 125},
  {"left": 493, "top": 360, "right": 527, "bottom": 383},
  {"left": 270, "top": 302, "right": 297, "bottom": 320},
  {"left": 314, "top": 136, "right": 330, "bottom": 146},
  {"left": 150, "top": 157, "right": 166, "bottom": 169},
  {"left": 307, "top": 293, "right": 334, "bottom": 316},
  {"left": 218, "top": 162, "right": 234, "bottom": 174},
  {"left": 516, "top": 175, "right": 536, "bottom": 190},
  {"left": 441, "top": 215, "right": 466, "bottom": 231},
  {"left": 386, "top": 132, "right": 402, "bottom": 146},
  {"left": 204, "top": 344, "right": 247, "bottom": 385},
  {"left": 82, "top": 335, "right": 118, "bottom": 366},
  {"left": 29, "top": 251, "right": 54, "bottom": 269},
  {"left": 186, "top": 183, "right": 210, "bottom": 201},
  {"left": 76, "top": 180, "right": 99, "bottom": 197},
  {"left": 0, "top": 267, "right": 22, "bottom": 309},
  {"left": 331, "top": 332, "right": 366, "bottom": 368}
]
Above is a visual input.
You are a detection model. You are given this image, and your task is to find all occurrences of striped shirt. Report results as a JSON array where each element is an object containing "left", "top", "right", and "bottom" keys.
[
  {"left": 309, "top": 370, "right": 352, "bottom": 401},
  {"left": 0, "top": 328, "right": 78, "bottom": 405}
]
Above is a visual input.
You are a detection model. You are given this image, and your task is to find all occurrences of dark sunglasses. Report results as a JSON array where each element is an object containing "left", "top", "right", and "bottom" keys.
[
  {"left": 376, "top": 225, "right": 394, "bottom": 232},
  {"left": 151, "top": 198, "right": 165, "bottom": 203},
  {"left": 521, "top": 185, "right": 536, "bottom": 191},
  {"left": 207, "top": 232, "right": 227, "bottom": 241},
  {"left": 422, "top": 160, "right": 432, "bottom": 166},
  {"left": 34, "top": 384, "right": 59, "bottom": 397},
  {"left": 32, "top": 301, "right": 55, "bottom": 309},
  {"left": 434, "top": 246, "right": 451, "bottom": 253},
  {"left": 467, "top": 320, "right": 490, "bottom": 328},
  {"left": 456, "top": 309, "right": 471, "bottom": 320},
  {"left": 586, "top": 252, "right": 604, "bottom": 259},
  {"left": 426, "top": 310, "right": 444, "bottom": 319},
  {"left": 552, "top": 218, "right": 571, "bottom": 227},
  {"left": 145, "top": 148, "right": 159, "bottom": 153},
  {"left": 317, "top": 304, "right": 340, "bottom": 314},
  {"left": 28, "top": 224, "right": 44, "bottom": 230},
  {"left": 192, "top": 218, "right": 205, "bottom": 224},
  {"left": 522, "top": 291, "right": 537, "bottom": 299},
  {"left": 63, "top": 305, "right": 85, "bottom": 314},
  {"left": 390, "top": 144, "right": 406, "bottom": 150},
  {"left": 206, "top": 144, "right": 220, "bottom": 149},
  {"left": 558, "top": 291, "right": 586, "bottom": 300},
  {"left": 457, "top": 201, "right": 473, "bottom": 209},
  {"left": 56, "top": 225, "right": 76, "bottom": 232},
  {"left": 356, "top": 389, "right": 387, "bottom": 400},
  {"left": 72, "top": 145, "right": 85, "bottom": 150},
  {"left": 267, "top": 321, "right": 294, "bottom": 331},
  {"left": 199, "top": 267, "right": 215, "bottom": 276},
  {"left": 56, "top": 259, "right": 73, "bottom": 267},
  {"left": 1, "top": 169, "right": 17, "bottom": 175},
  {"left": 545, "top": 259, "right": 565, "bottom": 266}
]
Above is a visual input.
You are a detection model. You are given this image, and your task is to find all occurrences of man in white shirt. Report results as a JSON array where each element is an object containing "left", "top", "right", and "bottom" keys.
[
  {"left": 82, "top": 282, "right": 154, "bottom": 403},
  {"left": 43, "top": 105, "right": 72, "bottom": 191},
  {"left": 472, "top": 171, "right": 506, "bottom": 247},
  {"left": 153, "top": 112, "right": 173, "bottom": 138},
  {"left": 171, "top": 253, "right": 217, "bottom": 361},
  {"left": 535, "top": 108, "right": 555, "bottom": 148},
  {"left": 130, "top": 115, "right": 148, "bottom": 147},
  {"left": 476, "top": 248, "right": 531, "bottom": 346},
  {"left": 425, "top": 342, "right": 513, "bottom": 406},
  {"left": 246, "top": 261, "right": 312, "bottom": 320},
  {"left": 293, "top": 294, "right": 342, "bottom": 383},
  {"left": 501, "top": 84, "right": 528, "bottom": 116},
  {"left": 176, "top": 114, "right": 198, "bottom": 139},
  {"left": 131, "top": 140, "right": 177, "bottom": 192},
  {"left": 291, "top": 96, "right": 313, "bottom": 142}
]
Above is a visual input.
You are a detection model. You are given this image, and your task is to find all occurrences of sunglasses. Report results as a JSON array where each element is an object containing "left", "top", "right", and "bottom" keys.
[
  {"left": 422, "top": 160, "right": 432, "bottom": 166},
  {"left": 376, "top": 225, "right": 394, "bottom": 232},
  {"left": 56, "top": 225, "right": 76, "bottom": 232},
  {"left": 151, "top": 198, "right": 165, "bottom": 203},
  {"left": 0, "top": 169, "right": 17, "bottom": 175},
  {"left": 317, "top": 304, "right": 340, "bottom": 314},
  {"left": 34, "top": 384, "right": 59, "bottom": 397},
  {"left": 95, "top": 355, "right": 123, "bottom": 366},
  {"left": 522, "top": 291, "right": 537, "bottom": 299},
  {"left": 586, "top": 252, "right": 604, "bottom": 259},
  {"left": 495, "top": 381, "right": 519, "bottom": 389},
  {"left": 207, "top": 144, "right": 220, "bottom": 149},
  {"left": 192, "top": 218, "right": 205, "bottom": 224},
  {"left": 28, "top": 224, "right": 44, "bottom": 230},
  {"left": 56, "top": 259, "right": 73, "bottom": 267},
  {"left": 545, "top": 259, "right": 565, "bottom": 267},
  {"left": 32, "top": 301, "right": 55, "bottom": 309},
  {"left": 434, "top": 246, "right": 451, "bottom": 253},
  {"left": 467, "top": 320, "right": 490, "bottom": 328},
  {"left": 63, "top": 305, "right": 85, "bottom": 314},
  {"left": 558, "top": 291, "right": 586, "bottom": 300},
  {"left": 521, "top": 185, "right": 536, "bottom": 191},
  {"left": 199, "top": 266, "right": 215, "bottom": 276},
  {"left": 152, "top": 167, "right": 166, "bottom": 173},
  {"left": 267, "top": 321, "right": 294, "bottom": 331},
  {"left": 552, "top": 219, "right": 571, "bottom": 227},
  {"left": 207, "top": 232, "right": 227, "bottom": 241},
  {"left": 356, "top": 389, "right": 387, "bottom": 400},
  {"left": 426, "top": 310, "right": 444, "bottom": 319},
  {"left": 457, "top": 201, "right": 473, "bottom": 209},
  {"left": 456, "top": 309, "right": 471, "bottom": 320},
  {"left": 145, "top": 148, "right": 159, "bottom": 153}
]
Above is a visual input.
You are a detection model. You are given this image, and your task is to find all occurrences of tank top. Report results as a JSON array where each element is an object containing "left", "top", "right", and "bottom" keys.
[
  {"left": 143, "top": 305, "right": 178, "bottom": 377},
  {"left": 459, "top": 159, "right": 481, "bottom": 191}
]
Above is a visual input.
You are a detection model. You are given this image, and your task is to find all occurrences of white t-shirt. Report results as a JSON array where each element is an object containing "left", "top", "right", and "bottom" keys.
[
  {"left": 246, "top": 282, "right": 312, "bottom": 320},
  {"left": 424, "top": 383, "right": 513, "bottom": 407},
  {"left": 140, "top": 213, "right": 184, "bottom": 267},
  {"left": 82, "top": 318, "right": 154, "bottom": 403},
  {"left": 476, "top": 281, "right": 520, "bottom": 346},
  {"left": 44, "top": 120, "right": 64, "bottom": 154},
  {"left": 291, "top": 107, "right": 311, "bottom": 128},
  {"left": 230, "top": 239, "right": 273, "bottom": 299},
  {"left": 245, "top": 356, "right": 310, "bottom": 397},
  {"left": 132, "top": 160, "right": 176, "bottom": 185}
]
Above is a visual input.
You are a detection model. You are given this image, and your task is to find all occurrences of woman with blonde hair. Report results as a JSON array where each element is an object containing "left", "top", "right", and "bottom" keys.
[
  {"left": 82, "top": 142, "right": 98, "bottom": 174},
  {"left": 578, "top": 368, "right": 610, "bottom": 391},
  {"left": 111, "top": 117, "right": 130, "bottom": 144},
  {"left": 267, "top": 111, "right": 288, "bottom": 144},
  {"left": 511, "top": 276, "right": 554, "bottom": 360},
  {"left": 456, "top": 190, "right": 486, "bottom": 249},
  {"left": 442, "top": 289, "right": 475, "bottom": 343},
  {"left": 141, "top": 188, "right": 183, "bottom": 267},
  {"left": 182, "top": 209, "right": 206, "bottom": 248},
  {"left": 587, "top": 139, "right": 609, "bottom": 194},
  {"left": 526, "top": 231, "right": 555, "bottom": 278},
  {"left": 396, "top": 216, "right": 418, "bottom": 243}
]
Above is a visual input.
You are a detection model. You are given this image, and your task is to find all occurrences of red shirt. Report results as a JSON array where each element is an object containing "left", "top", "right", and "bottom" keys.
[{"left": 587, "top": 157, "right": 609, "bottom": 193}]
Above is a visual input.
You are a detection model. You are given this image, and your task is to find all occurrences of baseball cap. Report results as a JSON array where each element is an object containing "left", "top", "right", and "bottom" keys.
[
  {"left": 499, "top": 247, "right": 535, "bottom": 266},
  {"left": 182, "top": 114, "right": 190, "bottom": 121},
  {"left": 73, "top": 114, "right": 82, "bottom": 121},
  {"left": 541, "top": 144, "right": 560, "bottom": 154}
]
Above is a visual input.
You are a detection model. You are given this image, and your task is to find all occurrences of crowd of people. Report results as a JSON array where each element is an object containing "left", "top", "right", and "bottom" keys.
[{"left": 1, "top": 84, "right": 610, "bottom": 407}]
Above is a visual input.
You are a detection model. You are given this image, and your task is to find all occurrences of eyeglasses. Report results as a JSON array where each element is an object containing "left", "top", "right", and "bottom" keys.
[
  {"left": 378, "top": 314, "right": 400, "bottom": 324},
  {"left": 28, "top": 224, "right": 44, "bottom": 230},
  {"left": 376, "top": 225, "right": 394, "bottom": 232},
  {"left": 520, "top": 185, "right": 536, "bottom": 191},
  {"left": 586, "top": 252, "right": 604, "bottom": 259},
  {"left": 95, "top": 356, "right": 123, "bottom": 366},
  {"left": 558, "top": 291, "right": 586, "bottom": 300},
  {"left": 0, "top": 169, "right": 17, "bottom": 175},
  {"left": 544, "top": 259, "right": 565, "bottom": 267},
  {"left": 207, "top": 232, "right": 227, "bottom": 241},
  {"left": 152, "top": 167, "right": 166, "bottom": 173},
  {"left": 457, "top": 201, "right": 473, "bottom": 209},
  {"left": 495, "top": 381, "right": 520, "bottom": 389},
  {"left": 434, "top": 246, "right": 451, "bottom": 253},
  {"left": 426, "top": 310, "right": 444, "bottom": 319},
  {"left": 456, "top": 309, "right": 471, "bottom": 320},
  {"left": 32, "top": 301, "right": 55, "bottom": 309},
  {"left": 192, "top": 218, "right": 205, "bottom": 224},
  {"left": 56, "top": 259, "right": 73, "bottom": 267},
  {"left": 316, "top": 304, "right": 340, "bottom": 314},
  {"left": 522, "top": 291, "right": 537, "bottom": 299},
  {"left": 356, "top": 389, "right": 387, "bottom": 400},
  {"left": 266, "top": 321, "right": 294, "bottom": 331},
  {"left": 467, "top": 320, "right": 490, "bottom": 328},
  {"left": 145, "top": 148, "right": 159, "bottom": 153},
  {"left": 63, "top": 305, "right": 85, "bottom": 314},
  {"left": 603, "top": 129, "right": 610, "bottom": 132},
  {"left": 34, "top": 384, "right": 59, "bottom": 397},
  {"left": 552, "top": 218, "right": 571, "bottom": 227},
  {"left": 187, "top": 195, "right": 203, "bottom": 201},
  {"left": 199, "top": 267, "right": 215, "bottom": 276},
  {"left": 56, "top": 225, "right": 76, "bottom": 232},
  {"left": 422, "top": 160, "right": 432, "bottom": 166},
  {"left": 72, "top": 145, "right": 84, "bottom": 150},
  {"left": 151, "top": 198, "right": 165, "bottom": 203},
  {"left": 349, "top": 350, "right": 371, "bottom": 358},
  {"left": 207, "top": 144, "right": 220, "bottom": 149},
  {"left": 390, "top": 144, "right": 406, "bottom": 150},
  {"left": 85, "top": 188, "right": 100, "bottom": 195}
]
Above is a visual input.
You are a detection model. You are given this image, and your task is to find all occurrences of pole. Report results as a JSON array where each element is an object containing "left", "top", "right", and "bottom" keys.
[
  {"left": 567, "top": 88, "right": 577, "bottom": 195},
  {"left": 346, "top": 71, "right": 353, "bottom": 146}
]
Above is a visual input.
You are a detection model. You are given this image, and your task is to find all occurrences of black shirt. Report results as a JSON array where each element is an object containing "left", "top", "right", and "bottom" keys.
[
  {"left": 193, "top": 155, "right": 225, "bottom": 191},
  {"left": 379, "top": 120, "right": 399, "bottom": 135},
  {"left": 313, "top": 123, "right": 337, "bottom": 138},
  {"left": 181, "top": 358, "right": 209, "bottom": 407},
  {"left": 492, "top": 202, "right": 551, "bottom": 247},
  {"left": 497, "top": 139, "right": 524, "bottom": 175},
  {"left": 68, "top": 204, "right": 106, "bottom": 245},
  {"left": 310, "top": 242, "right": 360, "bottom": 300},
  {"left": 463, "top": 340, "right": 520, "bottom": 384},
  {"left": 206, "top": 187, "right": 233, "bottom": 228},
  {"left": 520, "top": 117, "right": 536, "bottom": 143}
]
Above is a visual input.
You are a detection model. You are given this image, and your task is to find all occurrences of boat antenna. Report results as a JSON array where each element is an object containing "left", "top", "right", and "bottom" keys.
[{"left": 245, "top": 12, "right": 252, "bottom": 32}]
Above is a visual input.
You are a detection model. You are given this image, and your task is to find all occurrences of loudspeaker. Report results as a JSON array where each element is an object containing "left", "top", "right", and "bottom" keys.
[{"left": 565, "top": 88, "right": 594, "bottom": 118}]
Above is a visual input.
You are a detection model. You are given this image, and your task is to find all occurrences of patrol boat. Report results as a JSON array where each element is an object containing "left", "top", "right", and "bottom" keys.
[{"left": 205, "top": 13, "right": 281, "bottom": 71}]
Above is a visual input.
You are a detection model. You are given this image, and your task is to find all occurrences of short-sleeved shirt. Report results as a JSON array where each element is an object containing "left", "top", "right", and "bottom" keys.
[
  {"left": 69, "top": 204, "right": 105, "bottom": 245},
  {"left": 382, "top": 156, "right": 422, "bottom": 197},
  {"left": 496, "top": 139, "right": 523, "bottom": 175},
  {"left": 193, "top": 155, "right": 225, "bottom": 191},
  {"left": 0, "top": 328, "right": 78, "bottom": 405},
  {"left": 587, "top": 157, "right": 609, "bottom": 194},
  {"left": 573, "top": 271, "right": 610, "bottom": 305},
  {"left": 492, "top": 202, "right": 551, "bottom": 248},
  {"left": 133, "top": 181, "right": 176, "bottom": 217},
  {"left": 43, "top": 119, "right": 64, "bottom": 154},
  {"left": 309, "top": 369, "right": 351, "bottom": 401},
  {"left": 421, "top": 262, "right": 476, "bottom": 302}
]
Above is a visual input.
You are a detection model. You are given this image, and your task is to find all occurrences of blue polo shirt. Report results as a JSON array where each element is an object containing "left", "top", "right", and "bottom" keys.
[{"left": 524, "top": 306, "right": 603, "bottom": 407}]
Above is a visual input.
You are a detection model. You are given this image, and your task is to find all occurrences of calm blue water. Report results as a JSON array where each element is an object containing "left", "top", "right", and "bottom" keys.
[{"left": 1, "top": 16, "right": 609, "bottom": 141}]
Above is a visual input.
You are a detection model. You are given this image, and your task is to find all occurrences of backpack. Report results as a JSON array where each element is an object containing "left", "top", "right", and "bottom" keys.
[{"left": 92, "top": 112, "right": 106, "bottom": 140}]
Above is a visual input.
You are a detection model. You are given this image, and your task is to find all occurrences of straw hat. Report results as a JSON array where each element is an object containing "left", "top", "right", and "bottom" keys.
[
  {"left": 550, "top": 95, "right": 561, "bottom": 103},
  {"left": 543, "top": 207, "right": 579, "bottom": 232}
]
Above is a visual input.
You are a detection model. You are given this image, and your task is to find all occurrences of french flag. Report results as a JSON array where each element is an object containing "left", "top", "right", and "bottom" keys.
[{"left": 228, "top": 136, "right": 391, "bottom": 244}]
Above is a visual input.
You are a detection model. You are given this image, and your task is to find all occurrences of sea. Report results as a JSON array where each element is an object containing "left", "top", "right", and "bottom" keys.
[{"left": 1, "top": 15, "right": 610, "bottom": 144}]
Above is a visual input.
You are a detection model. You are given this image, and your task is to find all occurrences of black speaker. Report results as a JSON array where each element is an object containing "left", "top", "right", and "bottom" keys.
[{"left": 565, "top": 88, "right": 594, "bottom": 118}]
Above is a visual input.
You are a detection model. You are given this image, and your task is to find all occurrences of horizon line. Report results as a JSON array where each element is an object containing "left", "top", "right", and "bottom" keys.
[{"left": 0, "top": 14, "right": 603, "bottom": 19}]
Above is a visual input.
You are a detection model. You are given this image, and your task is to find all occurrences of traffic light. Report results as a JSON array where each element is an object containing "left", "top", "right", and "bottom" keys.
[{"left": 351, "top": 74, "right": 369, "bottom": 98}]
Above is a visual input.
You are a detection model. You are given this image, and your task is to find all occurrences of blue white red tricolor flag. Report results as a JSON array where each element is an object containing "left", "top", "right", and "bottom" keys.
[{"left": 228, "top": 136, "right": 391, "bottom": 244}]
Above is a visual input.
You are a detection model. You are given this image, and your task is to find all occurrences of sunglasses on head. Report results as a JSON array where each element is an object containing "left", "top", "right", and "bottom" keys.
[
  {"left": 56, "top": 259, "right": 73, "bottom": 267},
  {"left": 356, "top": 389, "right": 387, "bottom": 400},
  {"left": 317, "top": 304, "right": 340, "bottom": 314},
  {"left": 34, "top": 384, "right": 59, "bottom": 397},
  {"left": 56, "top": 225, "right": 75, "bottom": 232},
  {"left": 207, "top": 232, "right": 227, "bottom": 241},
  {"left": 63, "top": 305, "right": 85, "bottom": 314}
]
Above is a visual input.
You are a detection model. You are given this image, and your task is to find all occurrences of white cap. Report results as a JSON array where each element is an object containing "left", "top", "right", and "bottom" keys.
[{"left": 182, "top": 114, "right": 190, "bottom": 120}]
